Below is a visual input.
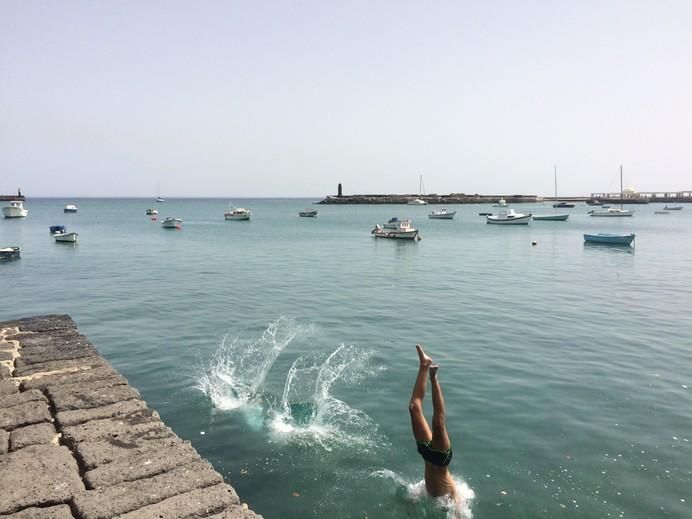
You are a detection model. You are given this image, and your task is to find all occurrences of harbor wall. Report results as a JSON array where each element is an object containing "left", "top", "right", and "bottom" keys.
[{"left": 0, "top": 314, "right": 262, "bottom": 519}]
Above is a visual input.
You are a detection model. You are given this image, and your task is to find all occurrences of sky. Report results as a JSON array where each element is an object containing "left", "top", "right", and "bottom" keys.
[{"left": 1, "top": 0, "right": 691, "bottom": 198}]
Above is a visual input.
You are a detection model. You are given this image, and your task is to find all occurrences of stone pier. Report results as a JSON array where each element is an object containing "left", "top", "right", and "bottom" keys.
[{"left": 0, "top": 315, "right": 262, "bottom": 519}]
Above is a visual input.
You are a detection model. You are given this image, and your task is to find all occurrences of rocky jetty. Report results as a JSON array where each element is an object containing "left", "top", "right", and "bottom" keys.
[
  {"left": 318, "top": 193, "right": 540, "bottom": 204},
  {"left": 0, "top": 315, "right": 262, "bottom": 519}
]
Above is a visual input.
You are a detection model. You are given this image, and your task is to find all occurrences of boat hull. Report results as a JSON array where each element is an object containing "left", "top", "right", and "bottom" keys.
[
  {"left": 589, "top": 209, "right": 633, "bottom": 217},
  {"left": 54, "top": 232, "right": 78, "bottom": 243},
  {"left": 583, "top": 233, "right": 635, "bottom": 246},
  {"left": 0, "top": 246, "right": 21, "bottom": 260},
  {"left": 429, "top": 211, "right": 456, "bottom": 219},
  {"left": 372, "top": 230, "right": 420, "bottom": 240},
  {"left": 486, "top": 214, "right": 531, "bottom": 225},
  {"left": 532, "top": 214, "right": 569, "bottom": 221},
  {"left": 664, "top": 206, "right": 683, "bottom": 210},
  {"left": 2, "top": 207, "right": 28, "bottom": 218},
  {"left": 299, "top": 211, "right": 318, "bottom": 217},
  {"left": 224, "top": 214, "right": 251, "bottom": 220},
  {"left": 161, "top": 218, "right": 182, "bottom": 228}
]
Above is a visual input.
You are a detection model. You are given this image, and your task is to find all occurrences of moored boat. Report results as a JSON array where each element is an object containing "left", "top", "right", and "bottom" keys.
[
  {"left": 299, "top": 208, "right": 318, "bottom": 217},
  {"left": 428, "top": 208, "right": 456, "bottom": 219},
  {"left": 64, "top": 204, "right": 78, "bottom": 213},
  {"left": 492, "top": 198, "right": 508, "bottom": 207},
  {"left": 372, "top": 218, "right": 421, "bottom": 240},
  {"left": 664, "top": 205, "right": 683, "bottom": 210},
  {"left": 532, "top": 213, "right": 569, "bottom": 221},
  {"left": 224, "top": 206, "right": 252, "bottom": 220},
  {"left": 590, "top": 166, "right": 634, "bottom": 217},
  {"left": 54, "top": 232, "right": 78, "bottom": 243},
  {"left": 486, "top": 209, "right": 531, "bottom": 225},
  {"left": 552, "top": 201, "right": 575, "bottom": 208},
  {"left": 146, "top": 208, "right": 158, "bottom": 215},
  {"left": 583, "top": 233, "right": 635, "bottom": 246},
  {"left": 49, "top": 225, "right": 66, "bottom": 235},
  {"left": 161, "top": 217, "right": 182, "bottom": 228},
  {"left": 0, "top": 246, "right": 21, "bottom": 260},
  {"left": 2, "top": 200, "right": 28, "bottom": 218}
]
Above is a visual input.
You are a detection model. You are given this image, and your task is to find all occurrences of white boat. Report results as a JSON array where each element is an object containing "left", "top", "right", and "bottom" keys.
[
  {"left": 372, "top": 218, "right": 421, "bottom": 240},
  {"left": 383, "top": 217, "right": 403, "bottom": 229},
  {"left": 0, "top": 246, "right": 21, "bottom": 260},
  {"left": 428, "top": 208, "right": 456, "bottom": 219},
  {"left": 146, "top": 208, "right": 158, "bottom": 215},
  {"left": 486, "top": 209, "right": 531, "bottom": 225},
  {"left": 225, "top": 206, "right": 252, "bottom": 220},
  {"left": 54, "top": 232, "right": 78, "bottom": 243},
  {"left": 155, "top": 181, "right": 165, "bottom": 202},
  {"left": 299, "top": 208, "right": 318, "bottom": 217},
  {"left": 590, "top": 166, "right": 634, "bottom": 217},
  {"left": 664, "top": 205, "right": 683, "bottom": 210},
  {"left": 492, "top": 198, "right": 508, "bottom": 207},
  {"left": 407, "top": 175, "right": 428, "bottom": 205},
  {"left": 64, "top": 204, "right": 78, "bottom": 213},
  {"left": 2, "top": 200, "right": 28, "bottom": 218},
  {"left": 161, "top": 217, "right": 182, "bottom": 228}
]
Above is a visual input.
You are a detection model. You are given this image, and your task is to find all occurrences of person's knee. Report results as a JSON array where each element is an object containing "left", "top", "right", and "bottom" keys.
[{"left": 408, "top": 401, "right": 422, "bottom": 416}]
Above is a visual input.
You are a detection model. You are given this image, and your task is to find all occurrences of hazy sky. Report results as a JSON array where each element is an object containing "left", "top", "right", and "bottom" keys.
[{"left": 2, "top": 1, "right": 691, "bottom": 197}]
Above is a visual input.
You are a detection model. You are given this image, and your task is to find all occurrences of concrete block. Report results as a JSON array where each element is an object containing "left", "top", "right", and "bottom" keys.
[
  {"left": 207, "top": 505, "right": 264, "bottom": 519},
  {"left": 0, "top": 379, "right": 18, "bottom": 396},
  {"left": 0, "top": 350, "right": 13, "bottom": 361},
  {"left": 12, "top": 357, "right": 110, "bottom": 378},
  {"left": 1, "top": 504, "right": 75, "bottom": 518},
  {"left": 48, "top": 383, "right": 140, "bottom": 412},
  {"left": 20, "top": 366, "right": 125, "bottom": 391},
  {"left": 61, "top": 408, "right": 172, "bottom": 445},
  {"left": 0, "top": 364, "right": 11, "bottom": 378},
  {"left": 85, "top": 440, "right": 201, "bottom": 488},
  {"left": 117, "top": 483, "right": 242, "bottom": 519},
  {"left": 73, "top": 459, "right": 223, "bottom": 519},
  {"left": 16, "top": 314, "right": 75, "bottom": 333},
  {"left": 0, "top": 389, "right": 47, "bottom": 410},
  {"left": 0, "top": 428, "right": 8, "bottom": 454},
  {"left": 57, "top": 398, "right": 147, "bottom": 428},
  {"left": 0, "top": 444, "right": 84, "bottom": 514},
  {"left": 75, "top": 436, "right": 185, "bottom": 470},
  {"left": 10, "top": 422, "right": 57, "bottom": 450},
  {"left": 0, "top": 399, "right": 51, "bottom": 431}
]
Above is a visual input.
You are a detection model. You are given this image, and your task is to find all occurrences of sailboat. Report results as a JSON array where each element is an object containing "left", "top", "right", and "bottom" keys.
[
  {"left": 552, "top": 164, "right": 575, "bottom": 209},
  {"left": 156, "top": 181, "right": 165, "bottom": 203},
  {"left": 589, "top": 166, "right": 633, "bottom": 217},
  {"left": 533, "top": 165, "right": 569, "bottom": 221},
  {"left": 407, "top": 175, "right": 428, "bottom": 205}
]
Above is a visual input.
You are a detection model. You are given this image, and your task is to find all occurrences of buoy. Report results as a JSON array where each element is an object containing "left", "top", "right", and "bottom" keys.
[{"left": 531, "top": 241, "right": 537, "bottom": 246}]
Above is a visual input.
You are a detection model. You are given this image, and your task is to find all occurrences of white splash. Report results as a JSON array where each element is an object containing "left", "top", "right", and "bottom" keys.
[
  {"left": 372, "top": 469, "right": 475, "bottom": 519},
  {"left": 267, "top": 344, "right": 382, "bottom": 451},
  {"left": 195, "top": 317, "right": 307, "bottom": 410}
]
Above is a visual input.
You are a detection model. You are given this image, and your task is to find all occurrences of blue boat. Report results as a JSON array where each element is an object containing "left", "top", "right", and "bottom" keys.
[
  {"left": 49, "top": 225, "right": 66, "bottom": 235},
  {"left": 583, "top": 233, "right": 635, "bottom": 246}
]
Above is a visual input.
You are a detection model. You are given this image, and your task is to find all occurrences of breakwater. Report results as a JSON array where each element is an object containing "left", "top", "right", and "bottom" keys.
[
  {"left": 0, "top": 315, "right": 262, "bottom": 519},
  {"left": 318, "top": 193, "right": 540, "bottom": 204}
]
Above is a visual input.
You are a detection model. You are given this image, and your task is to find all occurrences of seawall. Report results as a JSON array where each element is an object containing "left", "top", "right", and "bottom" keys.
[
  {"left": 318, "top": 193, "right": 540, "bottom": 204},
  {"left": 0, "top": 314, "right": 262, "bottom": 519}
]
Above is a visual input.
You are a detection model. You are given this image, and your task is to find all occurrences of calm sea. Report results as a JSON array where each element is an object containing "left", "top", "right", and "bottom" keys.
[{"left": 1, "top": 198, "right": 691, "bottom": 518}]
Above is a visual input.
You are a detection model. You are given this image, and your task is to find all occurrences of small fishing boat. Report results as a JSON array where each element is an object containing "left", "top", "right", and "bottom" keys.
[
  {"left": 2, "top": 200, "right": 28, "bottom": 218},
  {"left": 224, "top": 206, "right": 252, "bottom": 220},
  {"left": 552, "top": 201, "right": 575, "bottom": 208},
  {"left": 486, "top": 209, "right": 531, "bottom": 225},
  {"left": 299, "top": 208, "right": 318, "bottom": 217},
  {"left": 492, "top": 198, "right": 508, "bottom": 207},
  {"left": 64, "top": 204, "right": 78, "bottom": 213},
  {"left": 428, "top": 208, "right": 456, "bottom": 219},
  {"left": 54, "top": 232, "right": 78, "bottom": 243},
  {"left": 161, "top": 217, "right": 182, "bottom": 228},
  {"left": 664, "top": 205, "right": 683, "bottom": 210},
  {"left": 0, "top": 246, "right": 21, "bottom": 260},
  {"left": 372, "top": 219, "right": 421, "bottom": 240},
  {"left": 383, "top": 217, "right": 403, "bottom": 229},
  {"left": 586, "top": 199, "right": 604, "bottom": 206},
  {"left": 146, "top": 208, "right": 158, "bottom": 215},
  {"left": 532, "top": 213, "right": 569, "bottom": 221},
  {"left": 583, "top": 233, "right": 635, "bottom": 246}
]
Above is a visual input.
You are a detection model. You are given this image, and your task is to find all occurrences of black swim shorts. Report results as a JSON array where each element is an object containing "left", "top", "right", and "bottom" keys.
[{"left": 417, "top": 441, "right": 453, "bottom": 467}]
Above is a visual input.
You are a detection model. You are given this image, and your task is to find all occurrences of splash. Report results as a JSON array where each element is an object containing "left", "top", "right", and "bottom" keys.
[
  {"left": 268, "top": 344, "right": 382, "bottom": 451},
  {"left": 372, "top": 469, "right": 475, "bottom": 519},
  {"left": 195, "top": 317, "right": 306, "bottom": 410}
]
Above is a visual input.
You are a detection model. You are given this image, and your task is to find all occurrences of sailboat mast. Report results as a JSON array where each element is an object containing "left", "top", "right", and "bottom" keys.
[
  {"left": 554, "top": 164, "right": 557, "bottom": 199},
  {"left": 620, "top": 165, "right": 623, "bottom": 210}
]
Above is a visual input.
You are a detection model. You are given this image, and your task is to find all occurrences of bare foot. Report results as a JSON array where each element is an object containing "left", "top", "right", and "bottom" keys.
[
  {"left": 429, "top": 365, "right": 439, "bottom": 380},
  {"left": 416, "top": 344, "right": 433, "bottom": 367}
]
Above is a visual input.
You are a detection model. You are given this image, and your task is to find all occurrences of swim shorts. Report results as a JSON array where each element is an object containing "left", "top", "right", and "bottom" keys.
[{"left": 417, "top": 441, "right": 453, "bottom": 467}]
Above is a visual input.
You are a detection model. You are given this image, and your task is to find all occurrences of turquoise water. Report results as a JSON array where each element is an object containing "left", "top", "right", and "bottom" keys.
[{"left": 1, "top": 198, "right": 691, "bottom": 518}]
